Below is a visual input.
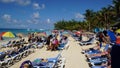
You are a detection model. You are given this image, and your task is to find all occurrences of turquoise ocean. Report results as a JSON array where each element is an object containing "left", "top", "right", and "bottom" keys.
[{"left": 0, "top": 28, "right": 52, "bottom": 40}]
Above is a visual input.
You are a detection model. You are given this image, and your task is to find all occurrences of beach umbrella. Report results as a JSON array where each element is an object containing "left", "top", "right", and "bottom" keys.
[
  {"left": 116, "top": 29, "right": 120, "bottom": 33},
  {"left": 0, "top": 32, "right": 6, "bottom": 35},
  {"left": 2, "top": 32, "right": 15, "bottom": 38}
]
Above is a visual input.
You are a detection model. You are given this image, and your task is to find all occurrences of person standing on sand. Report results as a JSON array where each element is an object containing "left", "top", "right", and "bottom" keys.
[
  {"left": 98, "top": 32, "right": 104, "bottom": 48},
  {"left": 111, "top": 33, "right": 120, "bottom": 68},
  {"left": 107, "top": 28, "right": 116, "bottom": 44},
  {"left": 46, "top": 35, "right": 52, "bottom": 50}
]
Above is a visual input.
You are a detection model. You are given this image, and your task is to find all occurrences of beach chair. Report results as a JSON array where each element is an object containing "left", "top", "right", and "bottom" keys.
[
  {"left": 8, "top": 50, "right": 21, "bottom": 62},
  {"left": 0, "top": 53, "right": 7, "bottom": 68},
  {"left": 79, "top": 37, "right": 95, "bottom": 46},
  {"left": 57, "top": 41, "right": 69, "bottom": 50},
  {"left": 85, "top": 44, "right": 109, "bottom": 55},
  {"left": 86, "top": 45, "right": 110, "bottom": 67},
  {"left": 0, "top": 61, "right": 7, "bottom": 68},
  {"left": 0, "top": 52, "right": 6, "bottom": 61},
  {"left": 36, "top": 42, "right": 44, "bottom": 48},
  {"left": 5, "top": 57, "right": 14, "bottom": 67},
  {"left": 87, "top": 47, "right": 110, "bottom": 67},
  {"left": 72, "top": 34, "right": 79, "bottom": 41},
  {"left": 32, "top": 52, "right": 65, "bottom": 68},
  {"left": 0, "top": 52, "right": 14, "bottom": 67},
  {"left": 91, "top": 66, "right": 107, "bottom": 68},
  {"left": 88, "top": 57, "right": 108, "bottom": 66},
  {"left": 2, "top": 41, "right": 12, "bottom": 48}
]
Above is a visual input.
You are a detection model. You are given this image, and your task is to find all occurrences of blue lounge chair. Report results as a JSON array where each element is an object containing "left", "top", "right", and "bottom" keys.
[
  {"left": 91, "top": 66, "right": 107, "bottom": 68},
  {"left": 32, "top": 52, "right": 65, "bottom": 68},
  {"left": 57, "top": 41, "right": 69, "bottom": 50},
  {"left": 89, "top": 57, "right": 108, "bottom": 65},
  {"left": 79, "top": 37, "right": 95, "bottom": 46},
  {"left": 85, "top": 44, "right": 109, "bottom": 55},
  {"left": 2, "top": 41, "right": 12, "bottom": 47}
]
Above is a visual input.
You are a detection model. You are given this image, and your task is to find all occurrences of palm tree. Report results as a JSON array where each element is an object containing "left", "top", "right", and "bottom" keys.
[
  {"left": 84, "top": 9, "right": 94, "bottom": 31},
  {"left": 112, "top": 0, "right": 120, "bottom": 21}
]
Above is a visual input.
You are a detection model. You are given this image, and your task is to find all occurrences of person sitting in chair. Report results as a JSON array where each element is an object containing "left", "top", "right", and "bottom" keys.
[
  {"left": 39, "top": 58, "right": 48, "bottom": 66},
  {"left": 82, "top": 42, "right": 100, "bottom": 54}
]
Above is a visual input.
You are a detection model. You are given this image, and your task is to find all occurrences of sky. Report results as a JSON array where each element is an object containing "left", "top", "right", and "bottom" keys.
[{"left": 0, "top": 0, "right": 113, "bottom": 29}]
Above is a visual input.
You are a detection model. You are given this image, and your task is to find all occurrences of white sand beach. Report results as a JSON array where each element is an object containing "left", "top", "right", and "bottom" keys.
[{"left": 1, "top": 36, "right": 96, "bottom": 68}]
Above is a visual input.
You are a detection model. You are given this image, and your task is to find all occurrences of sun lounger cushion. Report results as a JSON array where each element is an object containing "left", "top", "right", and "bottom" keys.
[{"left": 91, "top": 66, "right": 106, "bottom": 68}]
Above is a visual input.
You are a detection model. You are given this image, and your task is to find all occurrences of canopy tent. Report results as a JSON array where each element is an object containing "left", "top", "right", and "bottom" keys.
[
  {"left": 116, "top": 29, "right": 120, "bottom": 33},
  {"left": 2, "top": 32, "right": 15, "bottom": 38}
]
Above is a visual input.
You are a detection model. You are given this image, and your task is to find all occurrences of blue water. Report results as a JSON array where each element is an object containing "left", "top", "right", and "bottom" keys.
[{"left": 0, "top": 28, "right": 52, "bottom": 36}]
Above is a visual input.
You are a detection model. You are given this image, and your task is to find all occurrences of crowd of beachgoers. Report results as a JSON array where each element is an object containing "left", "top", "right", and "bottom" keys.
[
  {"left": 0, "top": 28, "right": 120, "bottom": 68},
  {"left": 72, "top": 27, "right": 120, "bottom": 68},
  {"left": 0, "top": 30, "right": 69, "bottom": 68}
]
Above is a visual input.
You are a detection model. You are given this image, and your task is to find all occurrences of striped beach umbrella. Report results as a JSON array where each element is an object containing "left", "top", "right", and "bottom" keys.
[{"left": 2, "top": 31, "right": 15, "bottom": 38}]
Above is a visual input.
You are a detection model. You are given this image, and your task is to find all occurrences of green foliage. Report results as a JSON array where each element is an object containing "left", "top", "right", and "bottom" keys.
[{"left": 54, "top": 0, "right": 120, "bottom": 30}]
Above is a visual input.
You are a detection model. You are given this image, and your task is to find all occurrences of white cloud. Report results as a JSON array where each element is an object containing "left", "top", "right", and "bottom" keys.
[
  {"left": 75, "top": 13, "right": 85, "bottom": 19},
  {"left": 0, "top": 0, "right": 15, "bottom": 3},
  {"left": 27, "top": 12, "right": 40, "bottom": 24},
  {"left": 33, "top": 3, "right": 45, "bottom": 10},
  {"left": 0, "top": 0, "right": 31, "bottom": 6},
  {"left": 32, "top": 12, "right": 40, "bottom": 19},
  {"left": 47, "top": 18, "right": 51, "bottom": 23},
  {"left": 33, "top": 19, "right": 39, "bottom": 24},
  {"left": 2, "top": 14, "right": 20, "bottom": 23},
  {"left": 27, "top": 19, "right": 39, "bottom": 24},
  {"left": 33, "top": 3, "right": 40, "bottom": 9},
  {"left": 13, "top": 19, "right": 18, "bottom": 23},
  {"left": 27, "top": 20, "right": 32, "bottom": 23},
  {"left": 2, "top": 14, "right": 11, "bottom": 22},
  {"left": 41, "top": 4, "right": 45, "bottom": 9},
  {"left": 20, "top": 24, "right": 28, "bottom": 28},
  {"left": 16, "top": 0, "right": 31, "bottom": 6}
]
